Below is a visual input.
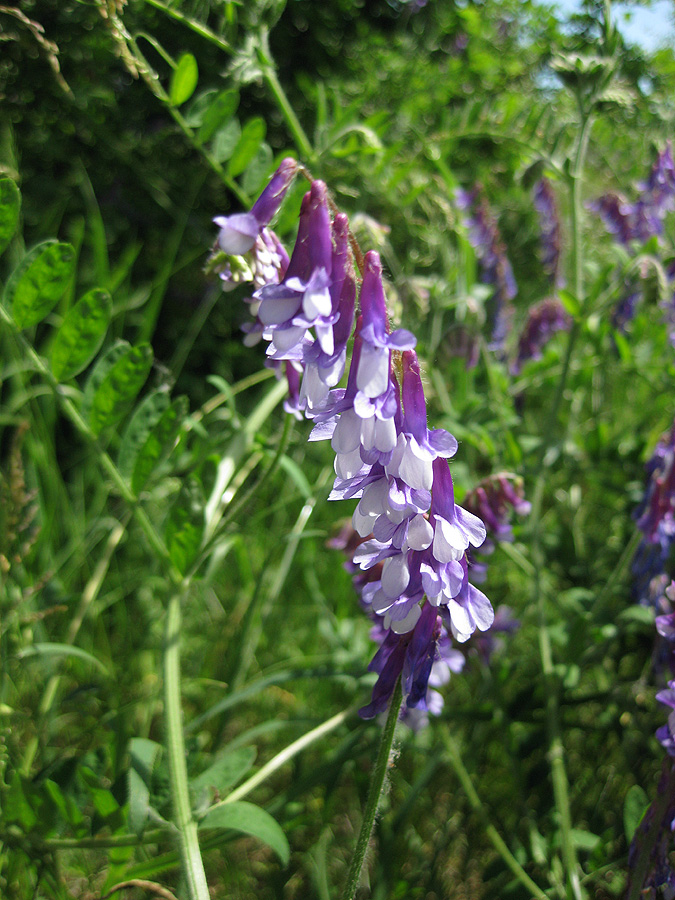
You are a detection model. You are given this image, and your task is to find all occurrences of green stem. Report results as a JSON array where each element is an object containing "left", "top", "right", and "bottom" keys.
[
  {"left": 205, "top": 707, "right": 355, "bottom": 813},
  {"left": 340, "top": 678, "right": 402, "bottom": 900},
  {"left": 592, "top": 527, "right": 642, "bottom": 615},
  {"left": 142, "top": 0, "right": 234, "bottom": 54},
  {"left": 257, "top": 32, "right": 315, "bottom": 163},
  {"left": 96, "top": 2, "right": 249, "bottom": 206},
  {"left": 442, "top": 732, "right": 549, "bottom": 900},
  {"left": 164, "top": 588, "right": 210, "bottom": 900},
  {"left": 527, "top": 103, "right": 595, "bottom": 900}
]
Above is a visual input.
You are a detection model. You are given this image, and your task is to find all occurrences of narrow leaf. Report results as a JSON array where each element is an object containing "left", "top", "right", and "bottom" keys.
[
  {"left": 169, "top": 53, "right": 199, "bottom": 106},
  {"left": 128, "top": 737, "right": 162, "bottom": 835},
  {"left": 7, "top": 241, "right": 75, "bottom": 329},
  {"left": 83, "top": 342, "right": 153, "bottom": 436},
  {"left": 118, "top": 390, "right": 170, "bottom": 479},
  {"left": 227, "top": 117, "right": 267, "bottom": 178},
  {"left": 51, "top": 288, "right": 112, "bottom": 380},
  {"left": 624, "top": 784, "right": 649, "bottom": 843},
  {"left": 241, "top": 143, "right": 274, "bottom": 196},
  {"left": 558, "top": 288, "right": 581, "bottom": 317},
  {"left": 211, "top": 119, "right": 241, "bottom": 164},
  {"left": 165, "top": 480, "right": 203, "bottom": 576},
  {"left": 18, "top": 642, "right": 108, "bottom": 674},
  {"left": 198, "top": 89, "right": 240, "bottom": 143},
  {"left": 131, "top": 396, "right": 187, "bottom": 494},
  {"left": 199, "top": 800, "right": 290, "bottom": 866},
  {"left": 0, "top": 176, "right": 21, "bottom": 255},
  {"left": 190, "top": 748, "right": 256, "bottom": 813}
]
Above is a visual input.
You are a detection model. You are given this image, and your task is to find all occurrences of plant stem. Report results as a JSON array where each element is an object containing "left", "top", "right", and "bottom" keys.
[
  {"left": 527, "top": 101, "right": 595, "bottom": 900},
  {"left": 442, "top": 731, "right": 550, "bottom": 900},
  {"left": 205, "top": 707, "right": 355, "bottom": 813},
  {"left": 142, "top": 0, "right": 233, "bottom": 54},
  {"left": 164, "top": 587, "right": 210, "bottom": 900},
  {"left": 256, "top": 32, "right": 316, "bottom": 163},
  {"left": 340, "top": 678, "right": 402, "bottom": 900}
]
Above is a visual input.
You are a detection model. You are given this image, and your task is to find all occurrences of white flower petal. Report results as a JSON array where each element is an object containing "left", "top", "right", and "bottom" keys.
[{"left": 381, "top": 552, "right": 410, "bottom": 598}]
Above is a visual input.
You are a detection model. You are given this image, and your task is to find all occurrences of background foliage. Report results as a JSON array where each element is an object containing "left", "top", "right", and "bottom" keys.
[{"left": 2, "top": 1, "right": 675, "bottom": 898}]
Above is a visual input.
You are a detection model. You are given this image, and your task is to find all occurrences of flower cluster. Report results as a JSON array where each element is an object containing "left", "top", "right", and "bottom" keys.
[
  {"left": 627, "top": 759, "right": 675, "bottom": 900},
  {"left": 456, "top": 186, "right": 517, "bottom": 349},
  {"left": 212, "top": 160, "right": 493, "bottom": 719},
  {"left": 512, "top": 298, "right": 571, "bottom": 374},
  {"left": 462, "top": 473, "right": 530, "bottom": 561},
  {"left": 589, "top": 142, "right": 675, "bottom": 247},
  {"left": 589, "top": 144, "right": 675, "bottom": 340},
  {"left": 632, "top": 418, "right": 675, "bottom": 607}
]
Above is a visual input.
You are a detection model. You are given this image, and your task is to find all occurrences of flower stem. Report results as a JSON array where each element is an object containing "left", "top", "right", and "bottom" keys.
[
  {"left": 340, "top": 678, "right": 402, "bottom": 900},
  {"left": 256, "top": 32, "right": 316, "bottom": 164},
  {"left": 164, "top": 587, "right": 210, "bottom": 900},
  {"left": 441, "top": 731, "right": 550, "bottom": 900},
  {"left": 527, "top": 100, "right": 595, "bottom": 900}
]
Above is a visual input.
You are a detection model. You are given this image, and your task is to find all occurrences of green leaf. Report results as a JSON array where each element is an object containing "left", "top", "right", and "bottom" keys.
[
  {"left": 199, "top": 800, "right": 289, "bottom": 866},
  {"left": 0, "top": 176, "right": 21, "bottom": 255},
  {"left": 4, "top": 771, "right": 39, "bottom": 830},
  {"left": 50, "top": 288, "right": 112, "bottom": 380},
  {"left": 132, "top": 395, "right": 187, "bottom": 494},
  {"left": 190, "top": 748, "right": 256, "bottom": 813},
  {"left": 124, "top": 391, "right": 171, "bottom": 477},
  {"left": 169, "top": 53, "right": 199, "bottom": 106},
  {"left": 165, "top": 480, "right": 204, "bottom": 576},
  {"left": 241, "top": 142, "right": 274, "bottom": 196},
  {"left": 43, "top": 779, "right": 85, "bottom": 831},
  {"left": 198, "top": 89, "right": 240, "bottom": 143},
  {"left": 624, "top": 785, "right": 649, "bottom": 843},
  {"left": 128, "top": 737, "right": 162, "bottom": 836},
  {"left": 17, "top": 642, "right": 109, "bottom": 674},
  {"left": 211, "top": 119, "right": 241, "bottom": 164},
  {"left": 6, "top": 241, "right": 75, "bottom": 329},
  {"left": 82, "top": 340, "right": 153, "bottom": 436},
  {"left": 558, "top": 289, "right": 581, "bottom": 317},
  {"left": 227, "top": 117, "right": 267, "bottom": 178}
]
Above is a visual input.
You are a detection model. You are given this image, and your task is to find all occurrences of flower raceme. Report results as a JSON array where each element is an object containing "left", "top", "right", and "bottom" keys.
[{"left": 212, "top": 161, "right": 494, "bottom": 718}]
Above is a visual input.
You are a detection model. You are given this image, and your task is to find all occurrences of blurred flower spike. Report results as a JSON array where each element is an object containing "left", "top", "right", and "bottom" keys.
[
  {"left": 632, "top": 417, "right": 675, "bottom": 607},
  {"left": 456, "top": 186, "right": 517, "bottom": 349},
  {"left": 213, "top": 160, "right": 494, "bottom": 719}
]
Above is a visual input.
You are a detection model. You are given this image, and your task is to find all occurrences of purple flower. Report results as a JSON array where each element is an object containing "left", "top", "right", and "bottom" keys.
[
  {"left": 627, "top": 760, "right": 675, "bottom": 899},
  {"left": 457, "top": 186, "right": 517, "bottom": 348},
  {"left": 533, "top": 178, "right": 564, "bottom": 287},
  {"left": 589, "top": 143, "right": 675, "bottom": 246},
  {"left": 214, "top": 157, "right": 298, "bottom": 254},
  {"left": 632, "top": 420, "right": 675, "bottom": 608},
  {"left": 512, "top": 298, "right": 571, "bottom": 374}
]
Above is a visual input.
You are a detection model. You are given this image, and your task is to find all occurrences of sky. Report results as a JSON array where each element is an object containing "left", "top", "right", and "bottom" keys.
[{"left": 552, "top": 0, "right": 675, "bottom": 52}]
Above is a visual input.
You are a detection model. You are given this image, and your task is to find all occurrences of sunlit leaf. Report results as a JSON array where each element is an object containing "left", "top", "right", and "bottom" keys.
[
  {"left": 227, "top": 117, "right": 266, "bottom": 178},
  {"left": 170, "top": 53, "right": 199, "bottom": 106}
]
